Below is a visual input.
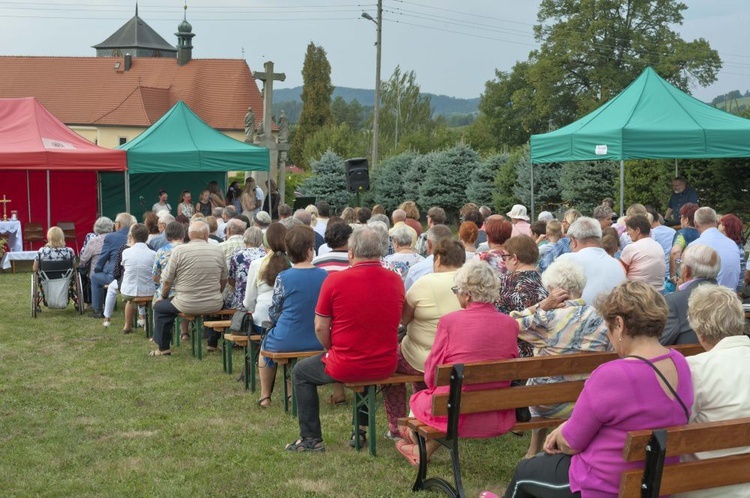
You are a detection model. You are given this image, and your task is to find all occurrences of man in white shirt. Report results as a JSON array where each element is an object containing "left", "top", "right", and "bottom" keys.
[
  {"left": 314, "top": 201, "right": 330, "bottom": 239},
  {"left": 689, "top": 207, "right": 741, "bottom": 291},
  {"left": 557, "top": 217, "right": 625, "bottom": 305},
  {"left": 404, "top": 225, "right": 452, "bottom": 291},
  {"left": 120, "top": 223, "right": 156, "bottom": 333}
]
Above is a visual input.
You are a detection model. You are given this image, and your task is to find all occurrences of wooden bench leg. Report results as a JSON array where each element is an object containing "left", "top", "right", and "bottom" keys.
[
  {"left": 243, "top": 342, "right": 250, "bottom": 390},
  {"left": 174, "top": 317, "right": 181, "bottom": 347},
  {"left": 248, "top": 339, "right": 258, "bottom": 392},
  {"left": 282, "top": 361, "right": 290, "bottom": 414},
  {"left": 351, "top": 386, "right": 378, "bottom": 456},
  {"left": 196, "top": 316, "right": 203, "bottom": 360}
]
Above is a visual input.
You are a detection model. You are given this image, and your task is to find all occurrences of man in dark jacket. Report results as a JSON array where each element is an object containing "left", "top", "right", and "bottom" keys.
[{"left": 90, "top": 213, "right": 133, "bottom": 317}]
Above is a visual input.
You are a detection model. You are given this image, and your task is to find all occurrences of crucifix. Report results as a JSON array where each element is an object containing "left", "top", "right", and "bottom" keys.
[
  {"left": 0, "top": 195, "right": 10, "bottom": 221},
  {"left": 252, "top": 60, "right": 287, "bottom": 204}
]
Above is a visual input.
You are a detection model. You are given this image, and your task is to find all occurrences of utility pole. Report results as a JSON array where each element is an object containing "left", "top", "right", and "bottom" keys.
[{"left": 373, "top": 0, "right": 382, "bottom": 170}]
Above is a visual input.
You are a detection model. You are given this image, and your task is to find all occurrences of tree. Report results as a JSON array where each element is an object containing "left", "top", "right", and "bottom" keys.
[
  {"left": 290, "top": 43, "right": 334, "bottom": 169},
  {"left": 403, "top": 152, "right": 435, "bottom": 203},
  {"left": 372, "top": 152, "right": 417, "bottom": 212},
  {"left": 494, "top": 153, "right": 521, "bottom": 213},
  {"left": 559, "top": 160, "right": 618, "bottom": 214},
  {"left": 418, "top": 144, "right": 480, "bottom": 218},
  {"left": 512, "top": 146, "right": 562, "bottom": 212},
  {"left": 480, "top": 0, "right": 722, "bottom": 147},
  {"left": 379, "top": 66, "right": 434, "bottom": 156},
  {"left": 300, "top": 123, "right": 368, "bottom": 165},
  {"left": 466, "top": 153, "right": 508, "bottom": 207},
  {"left": 299, "top": 151, "right": 353, "bottom": 211},
  {"left": 331, "top": 96, "right": 365, "bottom": 131}
]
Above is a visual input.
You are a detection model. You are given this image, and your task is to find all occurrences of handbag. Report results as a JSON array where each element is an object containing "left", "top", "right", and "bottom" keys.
[{"left": 229, "top": 310, "right": 253, "bottom": 336}]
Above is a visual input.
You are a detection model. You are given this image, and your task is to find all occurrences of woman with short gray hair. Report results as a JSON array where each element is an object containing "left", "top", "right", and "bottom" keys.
[
  {"left": 225, "top": 226, "right": 266, "bottom": 310},
  {"left": 384, "top": 224, "right": 424, "bottom": 284},
  {"left": 511, "top": 258, "right": 612, "bottom": 458},
  {"left": 80, "top": 216, "right": 115, "bottom": 282},
  {"left": 683, "top": 284, "right": 750, "bottom": 498}
]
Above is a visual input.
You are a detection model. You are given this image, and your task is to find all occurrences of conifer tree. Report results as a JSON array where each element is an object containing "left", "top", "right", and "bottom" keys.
[
  {"left": 300, "top": 151, "right": 353, "bottom": 211},
  {"left": 418, "top": 144, "right": 480, "bottom": 217},
  {"left": 372, "top": 152, "right": 417, "bottom": 212},
  {"left": 467, "top": 153, "right": 508, "bottom": 207}
]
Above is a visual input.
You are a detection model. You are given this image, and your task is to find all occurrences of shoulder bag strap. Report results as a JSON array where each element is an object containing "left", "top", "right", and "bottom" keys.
[{"left": 626, "top": 355, "right": 690, "bottom": 423}]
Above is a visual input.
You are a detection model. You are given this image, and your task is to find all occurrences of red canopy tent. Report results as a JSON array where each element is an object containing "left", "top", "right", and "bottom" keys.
[{"left": 0, "top": 97, "right": 126, "bottom": 250}]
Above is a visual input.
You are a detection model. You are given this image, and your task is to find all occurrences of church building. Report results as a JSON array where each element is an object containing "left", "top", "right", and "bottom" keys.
[{"left": 0, "top": 7, "right": 263, "bottom": 148}]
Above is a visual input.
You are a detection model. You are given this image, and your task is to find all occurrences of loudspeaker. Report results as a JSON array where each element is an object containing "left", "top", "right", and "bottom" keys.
[{"left": 345, "top": 158, "right": 370, "bottom": 192}]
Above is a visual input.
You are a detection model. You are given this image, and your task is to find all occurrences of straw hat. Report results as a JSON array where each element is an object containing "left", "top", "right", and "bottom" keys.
[{"left": 506, "top": 204, "right": 530, "bottom": 221}]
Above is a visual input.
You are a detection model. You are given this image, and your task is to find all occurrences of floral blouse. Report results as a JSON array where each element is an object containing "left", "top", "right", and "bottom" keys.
[
  {"left": 497, "top": 270, "right": 548, "bottom": 315},
  {"left": 225, "top": 247, "right": 266, "bottom": 310},
  {"left": 152, "top": 242, "right": 174, "bottom": 298},
  {"left": 475, "top": 249, "right": 508, "bottom": 277},
  {"left": 36, "top": 246, "right": 75, "bottom": 263}
]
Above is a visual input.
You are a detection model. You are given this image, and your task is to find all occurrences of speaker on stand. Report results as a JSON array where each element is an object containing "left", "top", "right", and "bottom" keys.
[{"left": 345, "top": 158, "right": 370, "bottom": 207}]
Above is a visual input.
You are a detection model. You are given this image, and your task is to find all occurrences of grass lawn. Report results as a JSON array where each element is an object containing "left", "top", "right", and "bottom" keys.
[{"left": 0, "top": 269, "right": 528, "bottom": 497}]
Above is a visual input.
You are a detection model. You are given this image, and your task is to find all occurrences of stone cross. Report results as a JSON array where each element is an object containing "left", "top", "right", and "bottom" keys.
[
  {"left": 252, "top": 61, "right": 287, "bottom": 200},
  {"left": 0, "top": 195, "right": 10, "bottom": 221}
]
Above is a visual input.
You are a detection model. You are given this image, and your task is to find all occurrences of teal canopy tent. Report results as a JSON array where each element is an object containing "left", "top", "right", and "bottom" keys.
[
  {"left": 103, "top": 101, "right": 269, "bottom": 215},
  {"left": 530, "top": 67, "right": 750, "bottom": 215}
]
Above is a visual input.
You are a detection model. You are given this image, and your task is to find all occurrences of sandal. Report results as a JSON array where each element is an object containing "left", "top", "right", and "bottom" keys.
[
  {"left": 348, "top": 428, "right": 367, "bottom": 448},
  {"left": 396, "top": 440, "right": 421, "bottom": 467},
  {"left": 148, "top": 349, "right": 172, "bottom": 356},
  {"left": 257, "top": 396, "right": 271, "bottom": 408},
  {"left": 327, "top": 394, "right": 347, "bottom": 405},
  {"left": 285, "top": 437, "right": 325, "bottom": 452},
  {"left": 180, "top": 333, "right": 190, "bottom": 341},
  {"left": 399, "top": 426, "right": 416, "bottom": 445}
]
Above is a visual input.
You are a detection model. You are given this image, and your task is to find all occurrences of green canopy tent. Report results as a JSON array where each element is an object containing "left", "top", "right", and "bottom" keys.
[
  {"left": 102, "top": 101, "right": 269, "bottom": 216},
  {"left": 530, "top": 67, "right": 750, "bottom": 216}
]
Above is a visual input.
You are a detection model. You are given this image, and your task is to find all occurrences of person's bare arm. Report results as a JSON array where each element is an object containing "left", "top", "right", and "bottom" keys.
[
  {"left": 315, "top": 315, "right": 332, "bottom": 350},
  {"left": 401, "top": 301, "right": 415, "bottom": 326},
  {"left": 543, "top": 422, "right": 580, "bottom": 456}
]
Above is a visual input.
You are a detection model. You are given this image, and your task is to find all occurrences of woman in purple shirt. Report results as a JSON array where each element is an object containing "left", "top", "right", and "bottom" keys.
[{"left": 487, "top": 281, "right": 694, "bottom": 498}]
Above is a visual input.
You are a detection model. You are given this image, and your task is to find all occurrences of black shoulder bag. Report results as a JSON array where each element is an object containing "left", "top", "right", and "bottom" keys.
[{"left": 626, "top": 355, "right": 690, "bottom": 423}]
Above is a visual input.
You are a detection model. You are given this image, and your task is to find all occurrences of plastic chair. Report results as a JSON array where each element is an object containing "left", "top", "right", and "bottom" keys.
[
  {"left": 24, "top": 222, "right": 44, "bottom": 251},
  {"left": 58, "top": 222, "right": 78, "bottom": 252}
]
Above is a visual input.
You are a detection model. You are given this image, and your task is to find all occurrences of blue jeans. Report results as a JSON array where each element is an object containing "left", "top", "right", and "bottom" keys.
[
  {"left": 293, "top": 354, "right": 367, "bottom": 441},
  {"left": 90, "top": 271, "right": 113, "bottom": 313}
]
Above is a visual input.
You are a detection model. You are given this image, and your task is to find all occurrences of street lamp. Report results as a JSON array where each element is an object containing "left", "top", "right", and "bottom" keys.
[{"left": 361, "top": 1, "right": 382, "bottom": 170}]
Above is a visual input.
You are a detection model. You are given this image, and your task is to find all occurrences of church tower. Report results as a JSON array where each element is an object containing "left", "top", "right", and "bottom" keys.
[
  {"left": 176, "top": 4, "right": 196, "bottom": 66},
  {"left": 92, "top": 3, "right": 177, "bottom": 58}
]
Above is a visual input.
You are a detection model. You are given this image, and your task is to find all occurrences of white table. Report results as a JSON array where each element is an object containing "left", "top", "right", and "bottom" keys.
[
  {"left": 1, "top": 251, "right": 37, "bottom": 273},
  {"left": 0, "top": 220, "right": 23, "bottom": 252}
]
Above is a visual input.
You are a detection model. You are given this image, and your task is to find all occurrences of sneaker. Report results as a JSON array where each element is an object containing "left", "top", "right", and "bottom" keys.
[
  {"left": 102, "top": 318, "right": 111, "bottom": 328},
  {"left": 137, "top": 318, "right": 146, "bottom": 328}
]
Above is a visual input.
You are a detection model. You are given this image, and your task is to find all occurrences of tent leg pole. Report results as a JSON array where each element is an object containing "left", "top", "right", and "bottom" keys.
[
  {"left": 47, "top": 171, "right": 51, "bottom": 228},
  {"left": 27, "top": 170, "right": 31, "bottom": 222},
  {"left": 125, "top": 171, "right": 131, "bottom": 214},
  {"left": 675, "top": 159, "right": 678, "bottom": 177},
  {"left": 530, "top": 163, "right": 535, "bottom": 221},
  {"left": 619, "top": 160, "right": 625, "bottom": 216}
]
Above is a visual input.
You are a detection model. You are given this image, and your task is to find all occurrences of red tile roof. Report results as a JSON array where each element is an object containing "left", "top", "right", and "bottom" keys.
[{"left": 0, "top": 56, "right": 264, "bottom": 130}]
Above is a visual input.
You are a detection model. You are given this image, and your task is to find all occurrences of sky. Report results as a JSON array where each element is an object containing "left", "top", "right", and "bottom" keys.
[{"left": 0, "top": 0, "right": 748, "bottom": 104}]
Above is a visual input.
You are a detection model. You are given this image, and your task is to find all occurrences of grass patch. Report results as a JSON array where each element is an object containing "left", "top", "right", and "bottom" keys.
[{"left": 0, "top": 271, "right": 527, "bottom": 497}]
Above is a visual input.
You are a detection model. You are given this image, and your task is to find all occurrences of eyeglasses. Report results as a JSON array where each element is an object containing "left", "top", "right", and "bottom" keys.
[
  {"left": 676, "top": 258, "right": 683, "bottom": 266},
  {"left": 499, "top": 253, "right": 513, "bottom": 260},
  {"left": 451, "top": 286, "right": 460, "bottom": 294}
]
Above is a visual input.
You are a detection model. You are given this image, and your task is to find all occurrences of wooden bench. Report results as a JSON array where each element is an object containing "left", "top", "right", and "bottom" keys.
[
  {"left": 344, "top": 373, "right": 425, "bottom": 456},
  {"left": 178, "top": 309, "right": 236, "bottom": 360},
  {"left": 131, "top": 296, "right": 153, "bottom": 339},
  {"left": 619, "top": 417, "right": 750, "bottom": 497},
  {"left": 203, "top": 319, "right": 239, "bottom": 374},
  {"left": 260, "top": 350, "right": 325, "bottom": 416},
  {"left": 400, "top": 343, "right": 704, "bottom": 498}
]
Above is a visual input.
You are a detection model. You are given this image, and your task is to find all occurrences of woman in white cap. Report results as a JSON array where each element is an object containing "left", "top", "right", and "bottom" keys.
[{"left": 507, "top": 204, "right": 532, "bottom": 237}]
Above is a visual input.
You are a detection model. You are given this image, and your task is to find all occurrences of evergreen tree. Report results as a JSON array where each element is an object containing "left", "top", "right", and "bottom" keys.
[
  {"left": 300, "top": 151, "right": 353, "bottom": 211},
  {"left": 467, "top": 153, "right": 508, "bottom": 207},
  {"left": 372, "top": 152, "right": 417, "bottom": 212},
  {"left": 514, "top": 151, "right": 563, "bottom": 213},
  {"left": 418, "top": 144, "right": 480, "bottom": 217},
  {"left": 494, "top": 155, "right": 521, "bottom": 213},
  {"left": 403, "top": 152, "right": 435, "bottom": 203},
  {"left": 559, "top": 160, "right": 619, "bottom": 215},
  {"left": 290, "top": 43, "right": 334, "bottom": 169}
]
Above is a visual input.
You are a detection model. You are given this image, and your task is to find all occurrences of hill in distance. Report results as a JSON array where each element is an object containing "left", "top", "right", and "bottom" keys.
[{"left": 275, "top": 86, "right": 480, "bottom": 116}]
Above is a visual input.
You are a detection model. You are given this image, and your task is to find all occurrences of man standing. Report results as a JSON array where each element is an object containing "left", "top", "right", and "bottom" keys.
[
  {"left": 665, "top": 177, "right": 699, "bottom": 225},
  {"left": 151, "top": 221, "right": 227, "bottom": 356},
  {"left": 557, "top": 217, "right": 626, "bottom": 305},
  {"left": 688, "top": 207, "right": 740, "bottom": 290},
  {"left": 404, "top": 224, "right": 453, "bottom": 290},
  {"left": 285, "top": 226, "right": 404, "bottom": 452},
  {"left": 91, "top": 213, "right": 134, "bottom": 318}
]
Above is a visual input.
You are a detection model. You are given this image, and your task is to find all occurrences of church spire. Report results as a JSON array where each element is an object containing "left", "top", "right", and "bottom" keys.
[{"left": 135, "top": 2, "right": 138, "bottom": 17}]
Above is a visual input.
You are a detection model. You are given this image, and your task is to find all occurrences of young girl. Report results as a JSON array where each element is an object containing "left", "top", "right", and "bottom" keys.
[
  {"left": 195, "top": 190, "right": 213, "bottom": 216},
  {"left": 177, "top": 190, "right": 194, "bottom": 218}
]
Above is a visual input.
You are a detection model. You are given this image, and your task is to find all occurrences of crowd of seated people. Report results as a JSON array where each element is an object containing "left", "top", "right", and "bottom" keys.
[{"left": 46, "top": 180, "right": 749, "bottom": 495}]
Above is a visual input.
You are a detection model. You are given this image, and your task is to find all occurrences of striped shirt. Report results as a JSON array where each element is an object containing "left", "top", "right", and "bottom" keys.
[
  {"left": 163, "top": 240, "right": 227, "bottom": 314},
  {"left": 312, "top": 251, "right": 350, "bottom": 272}
]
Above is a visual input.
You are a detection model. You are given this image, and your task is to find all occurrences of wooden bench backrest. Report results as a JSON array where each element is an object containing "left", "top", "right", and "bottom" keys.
[
  {"left": 619, "top": 418, "right": 750, "bottom": 496},
  {"left": 430, "top": 344, "right": 704, "bottom": 417}
]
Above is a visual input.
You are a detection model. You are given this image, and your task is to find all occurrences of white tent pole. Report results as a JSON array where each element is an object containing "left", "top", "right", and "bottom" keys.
[
  {"left": 46, "top": 170, "right": 51, "bottom": 228},
  {"left": 619, "top": 160, "right": 625, "bottom": 216},
  {"left": 675, "top": 158, "right": 678, "bottom": 177},
  {"left": 26, "top": 170, "right": 31, "bottom": 222},
  {"left": 125, "top": 171, "right": 131, "bottom": 213},
  {"left": 530, "top": 163, "right": 535, "bottom": 221}
]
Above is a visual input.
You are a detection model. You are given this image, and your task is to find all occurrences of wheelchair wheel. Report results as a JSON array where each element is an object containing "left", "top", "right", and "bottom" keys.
[
  {"left": 74, "top": 271, "right": 84, "bottom": 315},
  {"left": 31, "top": 273, "right": 39, "bottom": 318}
]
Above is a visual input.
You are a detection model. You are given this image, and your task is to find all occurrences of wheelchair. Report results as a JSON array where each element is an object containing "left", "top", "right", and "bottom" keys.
[{"left": 31, "top": 257, "right": 84, "bottom": 318}]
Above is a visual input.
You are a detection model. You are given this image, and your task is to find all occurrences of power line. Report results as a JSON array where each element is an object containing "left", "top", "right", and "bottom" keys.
[
  {"left": 386, "top": 5, "right": 533, "bottom": 37},
  {"left": 383, "top": 16, "right": 538, "bottom": 48},
  {"left": 391, "top": 0, "right": 535, "bottom": 27}
]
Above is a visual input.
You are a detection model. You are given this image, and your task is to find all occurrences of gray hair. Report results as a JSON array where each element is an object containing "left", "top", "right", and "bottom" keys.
[
  {"left": 115, "top": 212, "right": 134, "bottom": 229},
  {"left": 223, "top": 205, "right": 237, "bottom": 218},
  {"left": 227, "top": 218, "right": 246, "bottom": 235},
  {"left": 349, "top": 226, "right": 388, "bottom": 259},
  {"left": 682, "top": 244, "right": 720, "bottom": 279},
  {"left": 369, "top": 213, "right": 391, "bottom": 229},
  {"left": 593, "top": 206, "right": 613, "bottom": 221},
  {"left": 392, "top": 209, "right": 407, "bottom": 223},
  {"left": 293, "top": 209, "right": 312, "bottom": 226},
  {"left": 212, "top": 207, "right": 224, "bottom": 218},
  {"left": 567, "top": 217, "right": 602, "bottom": 241},
  {"left": 93, "top": 216, "right": 114, "bottom": 235},
  {"left": 390, "top": 224, "right": 414, "bottom": 247},
  {"left": 243, "top": 226, "right": 264, "bottom": 247},
  {"left": 542, "top": 258, "right": 586, "bottom": 298},
  {"left": 537, "top": 211, "right": 554, "bottom": 222},
  {"left": 688, "top": 284, "right": 744, "bottom": 345},
  {"left": 188, "top": 220, "right": 209, "bottom": 239},
  {"left": 454, "top": 259, "right": 499, "bottom": 303},
  {"left": 281, "top": 217, "right": 304, "bottom": 229},
  {"left": 479, "top": 206, "right": 492, "bottom": 218},
  {"left": 426, "top": 224, "right": 453, "bottom": 245},
  {"left": 694, "top": 207, "right": 717, "bottom": 227},
  {"left": 158, "top": 213, "right": 175, "bottom": 224}
]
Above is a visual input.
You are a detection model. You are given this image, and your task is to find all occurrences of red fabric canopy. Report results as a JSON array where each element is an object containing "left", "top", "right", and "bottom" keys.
[{"left": 0, "top": 97, "right": 126, "bottom": 171}]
